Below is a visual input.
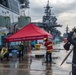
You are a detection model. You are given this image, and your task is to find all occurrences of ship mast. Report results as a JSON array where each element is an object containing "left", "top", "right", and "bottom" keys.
[{"left": 43, "top": 0, "right": 62, "bottom": 33}]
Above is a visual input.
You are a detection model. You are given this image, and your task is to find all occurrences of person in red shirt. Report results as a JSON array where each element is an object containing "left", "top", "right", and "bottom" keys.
[{"left": 44, "top": 38, "right": 53, "bottom": 63}]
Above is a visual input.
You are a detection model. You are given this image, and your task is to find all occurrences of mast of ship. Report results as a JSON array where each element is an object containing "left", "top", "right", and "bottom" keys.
[
  {"left": 65, "top": 25, "right": 69, "bottom": 37},
  {"left": 66, "top": 25, "right": 69, "bottom": 34},
  {"left": 43, "top": 0, "right": 52, "bottom": 32},
  {"left": 43, "top": 0, "right": 62, "bottom": 34}
]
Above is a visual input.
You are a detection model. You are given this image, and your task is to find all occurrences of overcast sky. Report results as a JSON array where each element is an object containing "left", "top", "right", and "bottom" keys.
[{"left": 25, "top": 0, "right": 76, "bottom": 35}]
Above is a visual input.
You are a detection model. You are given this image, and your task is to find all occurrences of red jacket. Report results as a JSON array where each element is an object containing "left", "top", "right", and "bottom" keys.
[{"left": 44, "top": 41, "right": 53, "bottom": 53}]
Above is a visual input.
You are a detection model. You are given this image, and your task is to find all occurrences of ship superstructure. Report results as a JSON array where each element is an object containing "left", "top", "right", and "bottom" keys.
[
  {"left": 0, "top": 0, "right": 30, "bottom": 46},
  {"left": 0, "top": 0, "right": 20, "bottom": 24}
]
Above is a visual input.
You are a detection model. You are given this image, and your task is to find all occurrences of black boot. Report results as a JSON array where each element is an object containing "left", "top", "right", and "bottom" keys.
[{"left": 7, "top": 57, "right": 10, "bottom": 61}]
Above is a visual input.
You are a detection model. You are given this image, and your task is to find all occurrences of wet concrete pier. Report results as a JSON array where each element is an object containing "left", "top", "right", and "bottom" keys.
[{"left": 0, "top": 43, "right": 72, "bottom": 75}]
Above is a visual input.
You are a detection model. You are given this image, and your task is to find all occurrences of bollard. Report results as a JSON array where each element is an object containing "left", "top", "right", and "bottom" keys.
[{"left": 35, "top": 44, "right": 41, "bottom": 50}]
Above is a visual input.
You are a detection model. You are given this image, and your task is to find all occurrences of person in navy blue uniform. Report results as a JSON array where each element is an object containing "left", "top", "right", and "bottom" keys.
[
  {"left": 18, "top": 43, "right": 24, "bottom": 61},
  {"left": 67, "top": 28, "right": 76, "bottom": 75}
]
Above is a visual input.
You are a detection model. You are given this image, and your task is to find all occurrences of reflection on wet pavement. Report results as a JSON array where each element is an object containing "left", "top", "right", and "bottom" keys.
[{"left": 0, "top": 43, "right": 72, "bottom": 75}]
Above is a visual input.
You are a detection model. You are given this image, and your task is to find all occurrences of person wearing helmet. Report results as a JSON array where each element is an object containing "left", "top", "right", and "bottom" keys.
[
  {"left": 44, "top": 38, "right": 53, "bottom": 63},
  {"left": 0, "top": 47, "right": 9, "bottom": 61}
]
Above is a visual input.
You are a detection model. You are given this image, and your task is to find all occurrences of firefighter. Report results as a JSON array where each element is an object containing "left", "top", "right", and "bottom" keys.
[
  {"left": 0, "top": 47, "right": 9, "bottom": 61},
  {"left": 44, "top": 38, "right": 53, "bottom": 63}
]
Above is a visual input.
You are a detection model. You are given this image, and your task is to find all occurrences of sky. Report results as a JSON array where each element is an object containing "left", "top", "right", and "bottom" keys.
[{"left": 25, "top": 0, "right": 76, "bottom": 35}]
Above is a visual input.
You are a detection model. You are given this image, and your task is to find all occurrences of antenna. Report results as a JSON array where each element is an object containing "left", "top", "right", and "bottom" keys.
[{"left": 48, "top": 0, "right": 49, "bottom": 5}]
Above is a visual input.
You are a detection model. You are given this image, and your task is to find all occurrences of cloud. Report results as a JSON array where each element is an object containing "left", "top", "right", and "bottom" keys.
[{"left": 57, "top": 12, "right": 76, "bottom": 35}]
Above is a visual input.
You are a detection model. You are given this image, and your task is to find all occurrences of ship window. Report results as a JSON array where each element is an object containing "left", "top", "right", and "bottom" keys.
[{"left": 9, "top": 0, "right": 19, "bottom": 14}]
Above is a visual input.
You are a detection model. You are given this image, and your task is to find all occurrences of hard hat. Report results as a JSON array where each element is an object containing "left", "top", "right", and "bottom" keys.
[{"left": 43, "top": 38, "right": 47, "bottom": 41}]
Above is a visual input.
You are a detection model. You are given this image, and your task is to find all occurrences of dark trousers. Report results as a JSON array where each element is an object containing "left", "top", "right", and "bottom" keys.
[
  {"left": 72, "top": 64, "right": 76, "bottom": 75},
  {"left": 46, "top": 52, "right": 52, "bottom": 62},
  {"left": 1, "top": 52, "right": 9, "bottom": 61},
  {"left": 19, "top": 50, "right": 23, "bottom": 61}
]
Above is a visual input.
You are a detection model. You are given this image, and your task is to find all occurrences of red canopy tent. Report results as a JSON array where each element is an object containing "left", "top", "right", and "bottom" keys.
[{"left": 6, "top": 23, "right": 52, "bottom": 42}]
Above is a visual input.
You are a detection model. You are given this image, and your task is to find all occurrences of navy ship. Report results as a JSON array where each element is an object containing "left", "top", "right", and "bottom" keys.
[{"left": 0, "top": 0, "right": 30, "bottom": 46}]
